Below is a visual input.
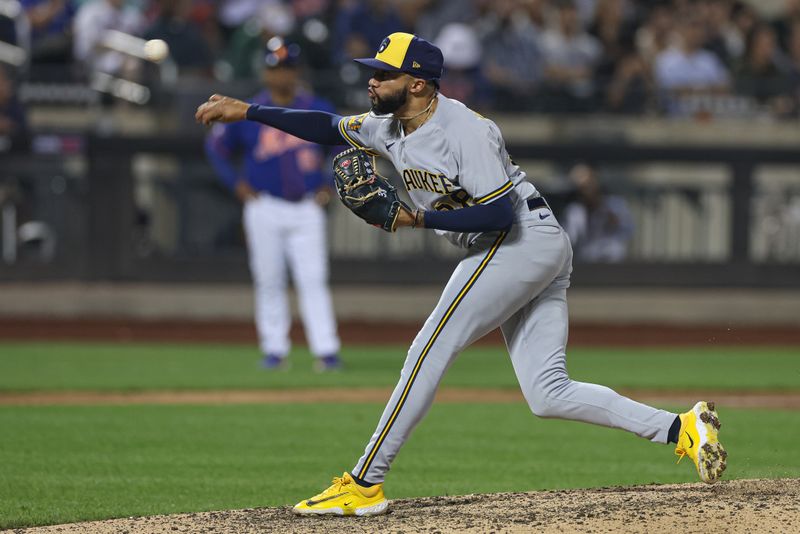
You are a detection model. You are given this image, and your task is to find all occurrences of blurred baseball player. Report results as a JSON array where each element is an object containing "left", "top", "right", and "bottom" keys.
[
  {"left": 205, "top": 38, "right": 341, "bottom": 372},
  {"left": 197, "top": 32, "right": 726, "bottom": 516}
]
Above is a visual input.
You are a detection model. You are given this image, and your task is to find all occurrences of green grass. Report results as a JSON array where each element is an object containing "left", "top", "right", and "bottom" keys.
[
  {"left": 1, "top": 403, "right": 798, "bottom": 529},
  {"left": 0, "top": 341, "right": 798, "bottom": 528},
  {"left": 0, "top": 342, "right": 799, "bottom": 391}
]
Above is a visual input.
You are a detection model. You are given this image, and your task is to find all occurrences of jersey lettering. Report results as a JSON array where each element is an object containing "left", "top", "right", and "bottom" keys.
[
  {"left": 401, "top": 168, "right": 455, "bottom": 195},
  {"left": 296, "top": 146, "right": 322, "bottom": 173},
  {"left": 254, "top": 127, "right": 310, "bottom": 161},
  {"left": 419, "top": 172, "right": 433, "bottom": 192}
]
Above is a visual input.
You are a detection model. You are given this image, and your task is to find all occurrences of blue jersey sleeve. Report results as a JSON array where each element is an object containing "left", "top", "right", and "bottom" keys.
[{"left": 205, "top": 122, "right": 242, "bottom": 190}]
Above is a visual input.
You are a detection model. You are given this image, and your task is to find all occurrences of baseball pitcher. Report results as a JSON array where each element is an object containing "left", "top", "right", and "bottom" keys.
[{"left": 196, "top": 32, "right": 726, "bottom": 517}]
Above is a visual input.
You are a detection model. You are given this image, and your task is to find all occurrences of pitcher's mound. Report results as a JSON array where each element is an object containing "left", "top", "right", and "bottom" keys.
[{"left": 15, "top": 478, "right": 799, "bottom": 534}]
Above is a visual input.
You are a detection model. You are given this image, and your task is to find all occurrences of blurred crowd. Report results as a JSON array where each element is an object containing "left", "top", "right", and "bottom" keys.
[{"left": 1, "top": 0, "right": 800, "bottom": 119}]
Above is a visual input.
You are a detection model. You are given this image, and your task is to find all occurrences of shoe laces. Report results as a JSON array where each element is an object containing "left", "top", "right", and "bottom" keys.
[
  {"left": 322, "top": 473, "right": 354, "bottom": 496},
  {"left": 674, "top": 431, "right": 696, "bottom": 464},
  {"left": 673, "top": 414, "right": 693, "bottom": 464}
]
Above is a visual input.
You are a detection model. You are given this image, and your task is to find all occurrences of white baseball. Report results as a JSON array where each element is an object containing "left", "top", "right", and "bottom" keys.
[{"left": 143, "top": 39, "right": 169, "bottom": 63}]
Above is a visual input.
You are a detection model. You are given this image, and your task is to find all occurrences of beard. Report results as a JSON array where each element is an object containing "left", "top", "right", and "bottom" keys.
[{"left": 371, "top": 86, "right": 408, "bottom": 115}]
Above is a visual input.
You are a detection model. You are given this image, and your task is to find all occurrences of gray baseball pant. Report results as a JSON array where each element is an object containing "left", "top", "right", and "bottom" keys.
[{"left": 351, "top": 215, "right": 677, "bottom": 484}]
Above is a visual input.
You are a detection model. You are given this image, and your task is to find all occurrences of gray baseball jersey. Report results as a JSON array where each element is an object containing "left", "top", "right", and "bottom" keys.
[
  {"left": 338, "top": 95, "right": 538, "bottom": 248},
  {"left": 337, "top": 94, "right": 677, "bottom": 484}
]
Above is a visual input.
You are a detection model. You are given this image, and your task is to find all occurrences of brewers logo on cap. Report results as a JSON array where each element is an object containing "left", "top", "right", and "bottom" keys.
[{"left": 354, "top": 32, "right": 444, "bottom": 81}]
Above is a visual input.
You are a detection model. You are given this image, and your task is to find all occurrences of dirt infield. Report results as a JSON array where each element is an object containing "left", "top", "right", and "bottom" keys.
[
  {"left": 3, "top": 317, "right": 800, "bottom": 345},
  {"left": 2, "top": 388, "right": 800, "bottom": 409},
  {"left": 8, "top": 478, "right": 798, "bottom": 534}
]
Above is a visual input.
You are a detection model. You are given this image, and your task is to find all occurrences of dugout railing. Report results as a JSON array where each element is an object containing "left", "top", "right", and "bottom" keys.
[{"left": 0, "top": 134, "right": 799, "bottom": 287}]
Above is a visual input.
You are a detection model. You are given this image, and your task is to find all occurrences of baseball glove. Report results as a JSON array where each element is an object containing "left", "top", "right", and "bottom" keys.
[{"left": 332, "top": 148, "right": 410, "bottom": 232}]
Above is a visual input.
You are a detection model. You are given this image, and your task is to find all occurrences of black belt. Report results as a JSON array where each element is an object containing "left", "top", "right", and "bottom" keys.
[{"left": 527, "top": 197, "right": 549, "bottom": 211}]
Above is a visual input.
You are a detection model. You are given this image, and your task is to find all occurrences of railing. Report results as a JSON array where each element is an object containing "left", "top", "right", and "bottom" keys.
[{"left": 1, "top": 134, "right": 799, "bottom": 287}]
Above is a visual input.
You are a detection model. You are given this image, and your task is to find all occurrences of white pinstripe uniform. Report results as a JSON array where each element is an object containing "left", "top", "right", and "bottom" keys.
[{"left": 338, "top": 94, "right": 677, "bottom": 484}]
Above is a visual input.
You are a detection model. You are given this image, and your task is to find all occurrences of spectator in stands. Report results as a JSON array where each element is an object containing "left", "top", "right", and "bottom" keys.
[
  {"left": 636, "top": 3, "right": 676, "bottom": 66},
  {"left": 670, "top": 0, "right": 694, "bottom": 19},
  {"left": 292, "top": 0, "right": 331, "bottom": 19},
  {"left": 222, "top": 0, "right": 335, "bottom": 82},
  {"left": 73, "top": 0, "right": 145, "bottom": 76},
  {"left": 480, "top": 0, "right": 545, "bottom": 111},
  {"left": 186, "top": 0, "right": 224, "bottom": 63},
  {"left": 521, "top": 0, "right": 547, "bottom": 29},
  {"left": 413, "top": 0, "right": 477, "bottom": 42},
  {"left": 572, "top": 0, "right": 599, "bottom": 27},
  {"left": 773, "top": 0, "right": 800, "bottom": 51},
  {"left": 784, "top": 20, "right": 800, "bottom": 111},
  {"left": 9, "top": 0, "right": 799, "bottom": 120},
  {"left": 332, "top": 0, "right": 406, "bottom": 65},
  {"left": 731, "top": 1, "right": 759, "bottom": 51},
  {"left": 589, "top": 0, "right": 637, "bottom": 76},
  {"left": 0, "top": 65, "right": 26, "bottom": 138},
  {"left": 144, "top": 0, "right": 214, "bottom": 78},
  {"left": 589, "top": 0, "right": 643, "bottom": 110},
  {"left": 20, "top": 0, "right": 75, "bottom": 63},
  {"left": 705, "top": 0, "right": 746, "bottom": 65},
  {"left": 563, "top": 163, "right": 634, "bottom": 263},
  {"left": 435, "top": 22, "right": 490, "bottom": 110},
  {"left": 735, "top": 24, "right": 794, "bottom": 116},
  {"left": 282, "top": 0, "right": 334, "bottom": 73},
  {"left": 223, "top": 3, "right": 295, "bottom": 80},
  {"left": 540, "top": 0, "right": 603, "bottom": 112},
  {"left": 654, "top": 14, "right": 730, "bottom": 111},
  {"left": 605, "top": 50, "right": 653, "bottom": 114},
  {"left": 217, "top": 0, "right": 263, "bottom": 42}
]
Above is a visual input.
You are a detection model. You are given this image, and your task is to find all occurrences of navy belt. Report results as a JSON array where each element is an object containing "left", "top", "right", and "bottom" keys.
[{"left": 526, "top": 197, "right": 549, "bottom": 211}]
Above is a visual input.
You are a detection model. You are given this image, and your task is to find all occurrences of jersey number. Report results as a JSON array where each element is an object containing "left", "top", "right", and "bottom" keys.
[{"left": 433, "top": 190, "right": 475, "bottom": 211}]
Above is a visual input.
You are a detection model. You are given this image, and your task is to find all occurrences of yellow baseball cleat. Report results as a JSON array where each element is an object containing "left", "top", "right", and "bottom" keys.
[
  {"left": 675, "top": 401, "right": 727, "bottom": 484},
  {"left": 292, "top": 472, "right": 388, "bottom": 516}
]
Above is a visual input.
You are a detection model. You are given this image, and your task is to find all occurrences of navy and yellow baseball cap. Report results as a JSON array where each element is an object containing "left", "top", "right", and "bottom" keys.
[{"left": 354, "top": 32, "right": 443, "bottom": 81}]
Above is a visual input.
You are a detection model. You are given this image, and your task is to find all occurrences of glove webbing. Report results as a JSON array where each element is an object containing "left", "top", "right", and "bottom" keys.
[
  {"left": 339, "top": 174, "right": 376, "bottom": 193},
  {"left": 343, "top": 189, "right": 383, "bottom": 205}
]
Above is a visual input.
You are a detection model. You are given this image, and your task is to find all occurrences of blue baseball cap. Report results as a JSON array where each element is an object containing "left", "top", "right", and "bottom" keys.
[{"left": 354, "top": 32, "right": 443, "bottom": 81}]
